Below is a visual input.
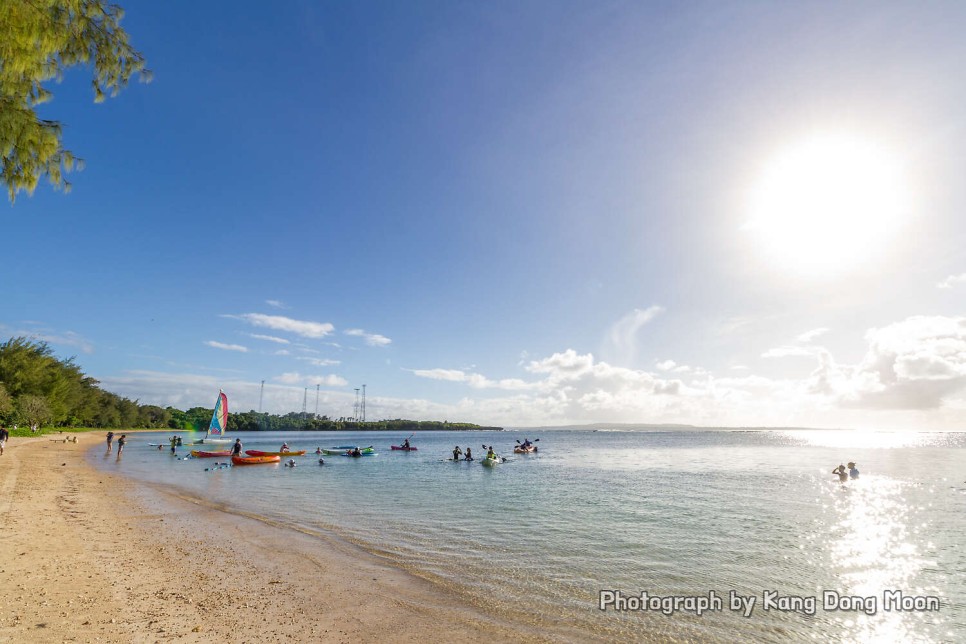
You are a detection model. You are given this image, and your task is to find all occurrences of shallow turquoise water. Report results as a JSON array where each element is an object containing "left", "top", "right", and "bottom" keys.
[{"left": 93, "top": 428, "right": 966, "bottom": 642}]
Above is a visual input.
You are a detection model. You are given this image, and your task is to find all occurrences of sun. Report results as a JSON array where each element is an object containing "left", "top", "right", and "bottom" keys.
[{"left": 745, "top": 133, "right": 909, "bottom": 277}]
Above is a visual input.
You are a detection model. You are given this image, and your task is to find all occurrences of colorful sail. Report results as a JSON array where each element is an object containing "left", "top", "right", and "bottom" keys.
[{"left": 207, "top": 391, "right": 228, "bottom": 436}]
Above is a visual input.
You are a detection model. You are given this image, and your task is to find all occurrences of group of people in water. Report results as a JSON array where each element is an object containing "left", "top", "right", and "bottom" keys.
[
  {"left": 452, "top": 445, "right": 474, "bottom": 461},
  {"left": 832, "top": 461, "right": 860, "bottom": 483}
]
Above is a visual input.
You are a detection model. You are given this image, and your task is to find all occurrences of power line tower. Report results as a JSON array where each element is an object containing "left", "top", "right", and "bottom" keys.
[
  {"left": 314, "top": 384, "right": 320, "bottom": 418},
  {"left": 353, "top": 388, "right": 360, "bottom": 421},
  {"left": 361, "top": 384, "right": 366, "bottom": 423},
  {"left": 258, "top": 380, "right": 265, "bottom": 413}
]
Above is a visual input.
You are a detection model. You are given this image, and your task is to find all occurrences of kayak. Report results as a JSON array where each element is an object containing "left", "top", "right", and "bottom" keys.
[
  {"left": 481, "top": 456, "right": 502, "bottom": 467},
  {"left": 245, "top": 450, "right": 306, "bottom": 457},
  {"left": 191, "top": 450, "right": 232, "bottom": 458},
  {"left": 513, "top": 446, "right": 538, "bottom": 454},
  {"left": 231, "top": 455, "right": 281, "bottom": 465},
  {"left": 390, "top": 445, "right": 418, "bottom": 451},
  {"left": 322, "top": 446, "right": 373, "bottom": 455}
]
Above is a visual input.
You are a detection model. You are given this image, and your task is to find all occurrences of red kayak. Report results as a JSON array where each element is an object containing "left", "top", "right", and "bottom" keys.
[
  {"left": 390, "top": 445, "right": 418, "bottom": 451},
  {"left": 191, "top": 450, "right": 232, "bottom": 458},
  {"left": 232, "top": 455, "right": 281, "bottom": 465},
  {"left": 245, "top": 449, "right": 306, "bottom": 457}
]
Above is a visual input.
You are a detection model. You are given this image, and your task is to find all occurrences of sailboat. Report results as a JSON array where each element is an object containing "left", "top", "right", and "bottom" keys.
[{"left": 199, "top": 390, "right": 232, "bottom": 444}]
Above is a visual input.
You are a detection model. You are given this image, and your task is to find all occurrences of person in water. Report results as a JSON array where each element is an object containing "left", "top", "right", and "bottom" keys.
[
  {"left": 169, "top": 435, "right": 178, "bottom": 454},
  {"left": 832, "top": 464, "right": 848, "bottom": 483},
  {"left": 452, "top": 445, "right": 462, "bottom": 460},
  {"left": 464, "top": 447, "right": 473, "bottom": 461},
  {"left": 231, "top": 438, "right": 243, "bottom": 456},
  {"left": 315, "top": 447, "right": 322, "bottom": 454},
  {"left": 848, "top": 462, "right": 859, "bottom": 479},
  {"left": 116, "top": 434, "right": 126, "bottom": 456},
  {"left": 106, "top": 431, "right": 114, "bottom": 453}
]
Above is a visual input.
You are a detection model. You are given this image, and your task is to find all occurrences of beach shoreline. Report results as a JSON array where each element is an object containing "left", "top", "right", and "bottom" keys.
[{"left": 0, "top": 434, "right": 547, "bottom": 643}]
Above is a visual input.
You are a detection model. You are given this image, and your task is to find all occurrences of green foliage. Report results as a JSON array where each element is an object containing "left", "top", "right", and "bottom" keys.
[{"left": 0, "top": 0, "right": 150, "bottom": 201}]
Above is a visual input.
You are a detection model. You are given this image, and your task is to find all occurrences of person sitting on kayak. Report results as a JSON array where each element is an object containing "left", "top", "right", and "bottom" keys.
[
  {"left": 402, "top": 438, "right": 410, "bottom": 449},
  {"left": 452, "top": 445, "right": 462, "bottom": 460},
  {"left": 281, "top": 443, "right": 289, "bottom": 452},
  {"left": 464, "top": 447, "right": 473, "bottom": 461},
  {"left": 486, "top": 446, "right": 497, "bottom": 460},
  {"left": 351, "top": 447, "right": 362, "bottom": 457},
  {"left": 315, "top": 447, "right": 322, "bottom": 454},
  {"left": 522, "top": 438, "right": 532, "bottom": 449}
]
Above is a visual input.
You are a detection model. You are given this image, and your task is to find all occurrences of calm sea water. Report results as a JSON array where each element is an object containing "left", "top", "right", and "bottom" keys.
[{"left": 91, "top": 428, "right": 966, "bottom": 642}]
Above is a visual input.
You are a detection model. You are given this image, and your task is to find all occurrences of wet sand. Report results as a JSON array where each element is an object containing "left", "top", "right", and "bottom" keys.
[{"left": 0, "top": 434, "right": 546, "bottom": 643}]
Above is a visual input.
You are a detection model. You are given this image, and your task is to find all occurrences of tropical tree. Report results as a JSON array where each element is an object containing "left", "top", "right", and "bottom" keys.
[
  {"left": 0, "top": 382, "right": 12, "bottom": 421},
  {"left": 0, "top": 0, "right": 149, "bottom": 201},
  {"left": 15, "top": 394, "right": 52, "bottom": 428}
]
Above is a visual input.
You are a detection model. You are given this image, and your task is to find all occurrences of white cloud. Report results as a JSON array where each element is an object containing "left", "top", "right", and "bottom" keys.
[
  {"left": 228, "top": 313, "right": 334, "bottom": 339},
  {"left": 345, "top": 328, "right": 392, "bottom": 347},
  {"left": 412, "top": 368, "right": 467, "bottom": 382},
  {"left": 936, "top": 273, "right": 966, "bottom": 289},
  {"left": 762, "top": 345, "right": 820, "bottom": 358},
  {"left": 604, "top": 306, "right": 665, "bottom": 364},
  {"left": 248, "top": 333, "right": 290, "bottom": 344},
  {"left": 266, "top": 300, "right": 287, "bottom": 309},
  {"left": 810, "top": 316, "right": 966, "bottom": 410},
  {"left": 411, "top": 368, "right": 533, "bottom": 391},
  {"left": 795, "top": 328, "right": 829, "bottom": 343},
  {"left": 205, "top": 341, "right": 249, "bottom": 353},
  {"left": 274, "top": 372, "right": 348, "bottom": 387},
  {"left": 297, "top": 357, "right": 341, "bottom": 367}
]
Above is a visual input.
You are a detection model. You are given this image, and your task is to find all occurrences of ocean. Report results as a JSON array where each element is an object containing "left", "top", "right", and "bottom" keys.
[{"left": 91, "top": 428, "right": 965, "bottom": 642}]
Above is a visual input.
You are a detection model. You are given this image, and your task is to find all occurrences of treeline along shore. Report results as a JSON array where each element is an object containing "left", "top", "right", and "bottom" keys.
[{"left": 0, "top": 337, "right": 500, "bottom": 433}]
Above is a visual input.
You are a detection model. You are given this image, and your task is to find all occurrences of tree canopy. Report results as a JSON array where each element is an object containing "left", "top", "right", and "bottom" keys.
[{"left": 0, "top": 0, "right": 149, "bottom": 201}]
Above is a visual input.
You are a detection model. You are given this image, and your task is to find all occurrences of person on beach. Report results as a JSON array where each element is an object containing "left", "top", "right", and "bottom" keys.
[
  {"left": 452, "top": 445, "right": 462, "bottom": 461},
  {"left": 0, "top": 425, "right": 8, "bottom": 455},
  {"left": 106, "top": 431, "right": 114, "bottom": 453},
  {"left": 848, "top": 462, "right": 860, "bottom": 479},
  {"left": 117, "top": 434, "right": 127, "bottom": 457},
  {"left": 231, "top": 439, "right": 243, "bottom": 457},
  {"left": 832, "top": 464, "right": 848, "bottom": 483},
  {"left": 464, "top": 447, "right": 473, "bottom": 461}
]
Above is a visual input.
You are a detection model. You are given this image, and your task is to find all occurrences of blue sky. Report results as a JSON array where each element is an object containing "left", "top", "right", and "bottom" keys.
[{"left": 5, "top": 1, "right": 966, "bottom": 429}]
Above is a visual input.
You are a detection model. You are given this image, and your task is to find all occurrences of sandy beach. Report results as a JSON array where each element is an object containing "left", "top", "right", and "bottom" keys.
[{"left": 0, "top": 434, "right": 546, "bottom": 643}]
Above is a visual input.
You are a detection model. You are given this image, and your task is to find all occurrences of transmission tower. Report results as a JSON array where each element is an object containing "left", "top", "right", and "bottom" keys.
[
  {"left": 258, "top": 380, "right": 265, "bottom": 413},
  {"left": 361, "top": 384, "right": 366, "bottom": 422},
  {"left": 353, "top": 388, "right": 360, "bottom": 421},
  {"left": 314, "top": 384, "right": 320, "bottom": 418}
]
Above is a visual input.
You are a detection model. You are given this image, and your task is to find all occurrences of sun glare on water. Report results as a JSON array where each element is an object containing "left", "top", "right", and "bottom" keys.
[{"left": 745, "top": 133, "right": 910, "bottom": 277}]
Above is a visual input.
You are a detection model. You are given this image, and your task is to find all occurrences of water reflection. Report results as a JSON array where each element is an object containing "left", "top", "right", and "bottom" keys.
[{"left": 823, "top": 476, "right": 938, "bottom": 642}]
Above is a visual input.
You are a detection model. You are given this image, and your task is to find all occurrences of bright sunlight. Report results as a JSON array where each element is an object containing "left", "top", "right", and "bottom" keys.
[{"left": 745, "top": 133, "right": 910, "bottom": 277}]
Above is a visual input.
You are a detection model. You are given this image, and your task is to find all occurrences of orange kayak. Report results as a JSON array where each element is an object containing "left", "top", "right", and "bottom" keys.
[
  {"left": 191, "top": 450, "right": 232, "bottom": 458},
  {"left": 244, "top": 450, "right": 306, "bottom": 457},
  {"left": 232, "top": 455, "right": 281, "bottom": 465}
]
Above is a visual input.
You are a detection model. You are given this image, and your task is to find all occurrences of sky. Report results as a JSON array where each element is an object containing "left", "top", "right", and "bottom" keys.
[{"left": 4, "top": 1, "right": 966, "bottom": 430}]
